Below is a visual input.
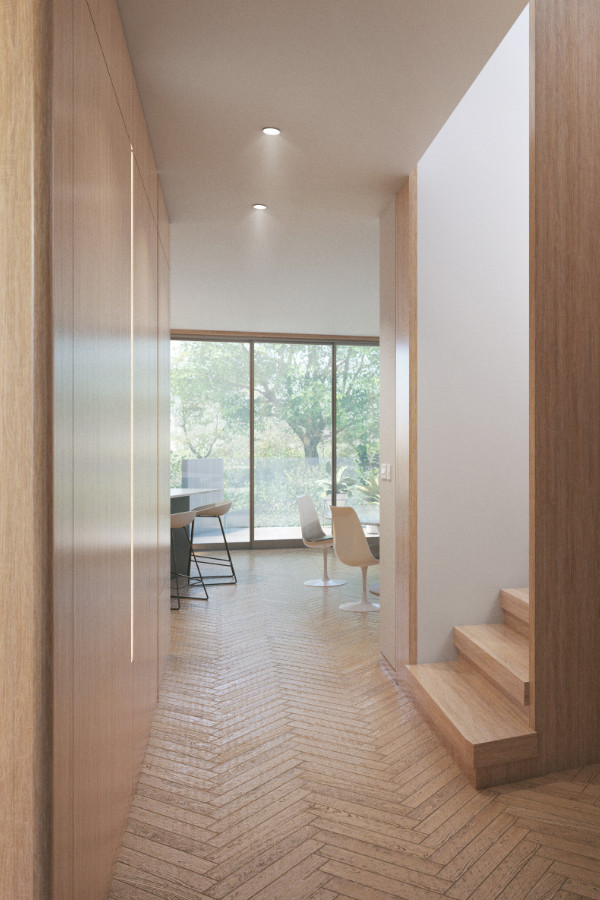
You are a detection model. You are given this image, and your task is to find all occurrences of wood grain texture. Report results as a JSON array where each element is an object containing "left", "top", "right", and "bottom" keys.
[
  {"left": 133, "top": 161, "right": 159, "bottom": 778},
  {"left": 157, "top": 243, "right": 171, "bottom": 684},
  {"left": 530, "top": 0, "right": 600, "bottom": 770},
  {"left": 52, "top": 0, "right": 75, "bottom": 894},
  {"left": 501, "top": 588, "right": 530, "bottom": 638},
  {"left": 85, "top": 0, "right": 159, "bottom": 223},
  {"left": 158, "top": 177, "right": 170, "bottom": 266},
  {"left": 85, "top": 0, "right": 133, "bottom": 141},
  {"left": 395, "top": 171, "right": 418, "bottom": 668},
  {"left": 52, "top": 0, "right": 169, "bottom": 895},
  {"left": 109, "top": 550, "right": 600, "bottom": 900},
  {"left": 454, "top": 624, "right": 530, "bottom": 706},
  {"left": 133, "top": 82, "right": 158, "bottom": 224},
  {"left": 72, "top": 1, "right": 134, "bottom": 894},
  {"left": 0, "top": 0, "right": 53, "bottom": 896},
  {"left": 406, "top": 662, "right": 536, "bottom": 774}
]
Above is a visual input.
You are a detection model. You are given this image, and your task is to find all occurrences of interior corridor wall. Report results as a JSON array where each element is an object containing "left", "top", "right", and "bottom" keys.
[
  {"left": 416, "top": 7, "right": 529, "bottom": 662},
  {"left": 52, "top": 0, "right": 171, "bottom": 895}
]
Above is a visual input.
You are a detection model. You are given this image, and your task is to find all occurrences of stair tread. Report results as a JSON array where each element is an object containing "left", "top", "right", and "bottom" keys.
[
  {"left": 407, "top": 660, "right": 535, "bottom": 746},
  {"left": 454, "top": 624, "right": 529, "bottom": 682},
  {"left": 503, "top": 587, "right": 529, "bottom": 603}
]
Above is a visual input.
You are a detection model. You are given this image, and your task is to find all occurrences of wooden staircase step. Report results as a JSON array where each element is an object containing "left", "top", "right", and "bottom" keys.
[
  {"left": 454, "top": 624, "right": 529, "bottom": 705},
  {"left": 405, "top": 660, "right": 537, "bottom": 785},
  {"left": 500, "top": 587, "right": 529, "bottom": 637}
]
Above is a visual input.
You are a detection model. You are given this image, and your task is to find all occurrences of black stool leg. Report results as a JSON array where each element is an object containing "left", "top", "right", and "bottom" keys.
[
  {"left": 170, "top": 531, "right": 181, "bottom": 610},
  {"left": 218, "top": 515, "right": 237, "bottom": 584},
  {"left": 187, "top": 526, "right": 208, "bottom": 600}
]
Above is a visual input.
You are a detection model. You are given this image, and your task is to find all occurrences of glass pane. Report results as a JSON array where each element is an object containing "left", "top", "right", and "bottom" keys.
[
  {"left": 170, "top": 340, "right": 250, "bottom": 543},
  {"left": 254, "top": 343, "right": 332, "bottom": 540},
  {"left": 336, "top": 344, "right": 380, "bottom": 533}
]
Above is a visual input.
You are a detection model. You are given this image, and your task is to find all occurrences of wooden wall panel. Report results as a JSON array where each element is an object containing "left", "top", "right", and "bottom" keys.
[
  {"left": 158, "top": 241, "right": 171, "bottom": 683},
  {"left": 49, "top": 0, "right": 170, "bottom": 895},
  {"left": 379, "top": 175, "right": 418, "bottom": 671},
  {"left": 395, "top": 172, "right": 418, "bottom": 668},
  {"left": 85, "top": 0, "right": 133, "bottom": 134},
  {"left": 531, "top": 0, "right": 600, "bottom": 771},
  {"left": 52, "top": 0, "right": 75, "bottom": 894},
  {"left": 133, "top": 162, "right": 159, "bottom": 775},
  {"left": 158, "top": 176, "right": 170, "bottom": 266},
  {"left": 133, "top": 83, "right": 158, "bottom": 223},
  {"left": 0, "top": 1, "right": 53, "bottom": 896},
  {"left": 72, "top": 2, "right": 134, "bottom": 895}
]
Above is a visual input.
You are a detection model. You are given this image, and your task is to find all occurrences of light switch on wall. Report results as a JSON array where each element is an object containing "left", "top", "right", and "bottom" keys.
[{"left": 380, "top": 464, "right": 392, "bottom": 481}]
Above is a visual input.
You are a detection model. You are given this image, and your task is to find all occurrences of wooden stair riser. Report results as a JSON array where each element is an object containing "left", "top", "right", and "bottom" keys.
[
  {"left": 453, "top": 627, "right": 530, "bottom": 708},
  {"left": 455, "top": 648, "right": 529, "bottom": 710},
  {"left": 500, "top": 589, "right": 529, "bottom": 637},
  {"left": 502, "top": 610, "right": 529, "bottom": 638},
  {"left": 405, "top": 662, "right": 537, "bottom": 789}
]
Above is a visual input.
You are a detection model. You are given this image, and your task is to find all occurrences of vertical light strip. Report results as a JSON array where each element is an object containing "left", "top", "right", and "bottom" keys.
[{"left": 130, "top": 147, "right": 135, "bottom": 663}]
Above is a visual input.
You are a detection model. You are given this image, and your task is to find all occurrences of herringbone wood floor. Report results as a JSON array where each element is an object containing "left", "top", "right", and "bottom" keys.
[{"left": 110, "top": 550, "right": 600, "bottom": 900}]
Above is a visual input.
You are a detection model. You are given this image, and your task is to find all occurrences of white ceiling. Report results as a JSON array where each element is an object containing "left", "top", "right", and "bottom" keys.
[{"left": 116, "top": 0, "right": 527, "bottom": 334}]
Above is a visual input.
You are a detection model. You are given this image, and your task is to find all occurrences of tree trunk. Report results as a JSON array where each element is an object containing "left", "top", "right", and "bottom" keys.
[{"left": 302, "top": 433, "right": 321, "bottom": 465}]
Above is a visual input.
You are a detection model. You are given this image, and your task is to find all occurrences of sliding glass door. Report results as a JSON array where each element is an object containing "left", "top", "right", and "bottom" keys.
[
  {"left": 254, "top": 343, "right": 332, "bottom": 540},
  {"left": 170, "top": 340, "right": 250, "bottom": 541},
  {"left": 170, "top": 336, "right": 379, "bottom": 546}
]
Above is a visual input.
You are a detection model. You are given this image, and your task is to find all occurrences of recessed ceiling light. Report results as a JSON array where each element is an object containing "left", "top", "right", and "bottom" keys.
[
  {"left": 262, "top": 127, "right": 280, "bottom": 136},
  {"left": 253, "top": 203, "right": 267, "bottom": 210}
]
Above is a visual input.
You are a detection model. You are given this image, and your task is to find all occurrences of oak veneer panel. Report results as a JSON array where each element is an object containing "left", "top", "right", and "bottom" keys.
[
  {"left": 85, "top": 0, "right": 133, "bottom": 138},
  {"left": 133, "top": 162, "right": 159, "bottom": 778},
  {"left": 86, "top": 0, "right": 159, "bottom": 223},
  {"left": 395, "top": 171, "right": 418, "bottom": 668},
  {"left": 52, "top": 0, "right": 75, "bottom": 895},
  {"left": 0, "top": 1, "right": 52, "bottom": 896},
  {"left": 157, "top": 242, "right": 171, "bottom": 683},
  {"left": 133, "top": 83, "right": 158, "bottom": 224},
  {"left": 158, "top": 176, "right": 170, "bottom": 266},
  {"left": 530, "top": 0, "right": 600, "bottom": 771},
  {"left": 73, "top": 1, "right": 134, "bottom": 894}
]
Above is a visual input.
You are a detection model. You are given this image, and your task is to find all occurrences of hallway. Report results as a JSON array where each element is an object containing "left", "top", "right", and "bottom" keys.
[{"left": 110, "top": 550, "right": 600, "bottom": 900}]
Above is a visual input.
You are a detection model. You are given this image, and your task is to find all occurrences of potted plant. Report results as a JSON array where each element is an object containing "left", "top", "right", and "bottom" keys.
[
  {"left": 354, "top": 470, "right": 380, "bottom": 505},
  {"left": 318, "top": 462, "right": 357, "bottom": 510}
]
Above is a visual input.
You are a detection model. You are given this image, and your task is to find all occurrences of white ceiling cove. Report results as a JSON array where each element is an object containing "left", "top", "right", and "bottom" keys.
[{"left": 116, "top": 0, "right": 527, "bottom": 334}]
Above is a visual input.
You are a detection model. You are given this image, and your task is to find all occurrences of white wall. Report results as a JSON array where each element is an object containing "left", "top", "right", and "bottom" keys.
[
  {"left": 417, "top": 7, "right": 529, "bottom": 662},
  {"left": 170, "top": 212, "right": 380, "bottom": 336}
]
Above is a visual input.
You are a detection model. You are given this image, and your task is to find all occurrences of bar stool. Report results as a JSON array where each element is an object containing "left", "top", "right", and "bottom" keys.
[
  {"left": 191, "top": 501, "right": 237, "bottom": 585},
  {"left": 170, "top": 508, "right": 208, "bottom": 608}
]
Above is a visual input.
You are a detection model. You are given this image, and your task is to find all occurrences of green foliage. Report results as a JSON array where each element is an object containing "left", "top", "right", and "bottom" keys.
[
  {"left": 354, "top": 470, "right": 380, "bottom": 504},
  {"left": 254, "top": 343, "right": 332, "bottom": 464},
  {"left": 314, "top": 461, "right": 357, "bottom": 497},
  {"left": 170, "top": 341, "right": 250, "bottom": 486},
  {"left": 336, "top": 345, "right": 380, "bottom": 472},
  {"left": 170, "top": 341, "right": 381, "bottom": 523}
]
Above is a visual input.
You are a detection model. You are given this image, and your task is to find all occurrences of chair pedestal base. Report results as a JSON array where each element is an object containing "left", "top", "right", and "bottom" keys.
[
  {"left": 339, "top": 600, "right": 380, "bottom": 612},
  {"left": 304, "top": 577, "right": 346, "bottom": 587}
]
